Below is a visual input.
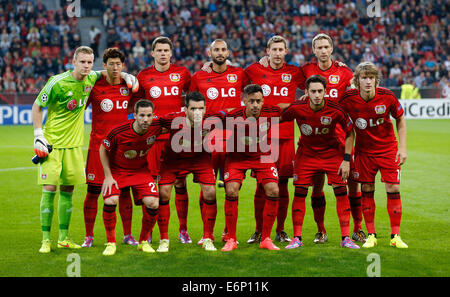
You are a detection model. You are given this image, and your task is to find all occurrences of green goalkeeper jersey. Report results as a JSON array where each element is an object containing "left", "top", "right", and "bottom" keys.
[{"left": 35, "top": 70, "right": 101, "bottom": 148}]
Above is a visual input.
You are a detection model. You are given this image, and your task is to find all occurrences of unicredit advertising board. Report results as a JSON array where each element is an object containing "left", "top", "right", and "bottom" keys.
[{"left": 0, "top": 100, "right": 449, "bottom": 125}]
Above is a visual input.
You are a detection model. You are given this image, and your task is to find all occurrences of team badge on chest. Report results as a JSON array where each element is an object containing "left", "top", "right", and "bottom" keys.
[
  {"left": 227, "top": 74, "right": 238, "bottom": 83},
  {"left": 375, "top": 105, "right": 386, "bottom": 114},
  {"left": 329, "top": 75, "right": 340, "bottom": 84},
  {"left": 320, "top": 116, "right": 332, "bottom": 125},
  {"left": 281, "top": 73, "right": 292, "bottom": 83},
  {"left": 170, "top": 73, "right": 181, "bottom": 82}
]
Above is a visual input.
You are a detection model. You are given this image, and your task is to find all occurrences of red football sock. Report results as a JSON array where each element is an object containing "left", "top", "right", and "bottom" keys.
[
  {"left": 157, "top": 200, "right": 170, "bottom": 240},
  {"left": 224, "top": 195, "right": 238, "bottom": 240},
  {"left": 362, "top": 190, "right": 376, "bottom": 234},
  {"left": 253, "top": 183, "right": 265, "bottom": 233},
  {"left": 311, "top": 192, "right": 326, "bottom": 233},
  {"left": 199, "top": 190, "right": 204, "bottom": 221},
  {"left": 292, "top": 186, "right": 308, "bottom": 237},
  {"left": 140, "top": 206, "right": 158, "bottom": 242},
  {"left": 83, "top": 189, "right": 99, "bottom": 237},
  {"left": 118, "top": 188, "right": 133, "bottom": 236},
  {"left": 276, "top": 182, "right": 289, "bottom": 233},
  {"left": 387, "top": 192, "right": 402, "bottom": 235},
  {"left": 333, "top": 186, "right": 351, "bottom": 238},
  {"left": 201, "top": 199, "right": 217, "bottom": 239},
  {"left": 348, "top": 191, "right": 363, "bottom": 232},
  {"left": 262, "top": 196, "right": 279, "bottom": 239},
  {"left": 103, "top": 204, "right": 117, "bottom": 243},
  {"left": 174, "top": 185, "right": 189, "bottom": 232}
]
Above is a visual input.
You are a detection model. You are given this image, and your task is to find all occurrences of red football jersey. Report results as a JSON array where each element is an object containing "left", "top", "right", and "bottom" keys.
[
  {"left": 339, "top": 87, "right": 404, "bottom": 156},
  {"left": 103, "top": 119, "right": 162, "bottom": 173},
  {"left": 245, "top": 62, "right": 305, "bottom": 139},
  {"left": 282, "top": 99, "right": 353, "bottom": 158},
  {"left": 136, "top": 64, "right": 191, "bottom": 116},
  {"left": 87, "top": 76, "right": 132, "bottom": 151},
  {"left": 300, "top": 60, "right": 353, "bottom": 102},
  {"left": 189, "top": 65, "right": 249, "bottom": 113},
  {"left": 159, "top": 111, "right": 222, "bottom": 159},
  {"left": 221, "top": 105, "right": 282, "bottom": 158}
]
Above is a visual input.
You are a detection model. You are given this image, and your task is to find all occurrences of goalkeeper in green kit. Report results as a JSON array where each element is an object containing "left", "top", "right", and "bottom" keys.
[{"left": 32, "top": 46, "right": 139, "bottom": 253}]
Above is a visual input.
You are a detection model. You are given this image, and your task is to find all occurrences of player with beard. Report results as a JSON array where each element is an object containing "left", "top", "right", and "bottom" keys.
[
  {"left": 189, "top": 39, "right": 249, "bottom": 244},
  {"left": 134, "top": 37, "right": 193, "bottom": 244}
]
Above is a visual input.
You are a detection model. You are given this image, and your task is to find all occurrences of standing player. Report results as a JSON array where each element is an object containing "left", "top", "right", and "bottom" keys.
[
  {"left": 157, "top": 92, "right": 220, "bottom": 252},
  {"left": 339, "top": 62, "right": 408, "bottom": 248},
  {"left": 33, "top": 46, "right": 101, "bottom": 253},
  {"left": 33, "top": 45, "right": 139, "bottom": 254},
  {"left": 135, "top": 36, "right": 193, "bottom": 244},
  {"left": 281, "top": 75, "right": 360, "bottom": 249},
  {"left": 82, "top": 48, "right": 138, "bottom": 248},
  {"left": 221, "top": 84, "right": 282, "bottom": 251},
  {"left": 190, "top": 39, "right": 250, "bottom": 244},
  {"left": 245, "top": 35, "right": 305, "bottom": 243},
  {"left": 299, "top": 33, "right": 364, "bottom": 244},
  {"left": 99, "top": 99, "right": 162, "bottom": 256}
]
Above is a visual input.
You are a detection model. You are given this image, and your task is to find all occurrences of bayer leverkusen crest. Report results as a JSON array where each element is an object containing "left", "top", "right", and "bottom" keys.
[
  {"left": 320, "top": 116, "right": 332, "bottom": 125},
  {"left": 227, "top": 74, "right": 237, "bottom": 83},
  {"left": 170, "top": 73, "right": 181, "bottom": 82},
  {"left": 328, "top": 75, "right": 340, "bottom": 84},
  {"left": 375, "top": 105, "right": 386, "bottom": 114},
  {"left": 281, "top": 73, "right": 292, "bottom": 83},
  {"left": 84, "top": 85, "right": 92, "bottom": 93},
  {"left": 120, "top": 87, "right": 129, "bottom": 96}
]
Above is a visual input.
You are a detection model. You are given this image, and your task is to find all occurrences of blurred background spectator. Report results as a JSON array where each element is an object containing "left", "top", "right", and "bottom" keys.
[{"left": 0, "top": 0, "right": 448, "bottom": 97}]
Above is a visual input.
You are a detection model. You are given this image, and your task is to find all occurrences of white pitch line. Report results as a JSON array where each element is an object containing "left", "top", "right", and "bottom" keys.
[{"left": 0, "top": 166, "right": 36, "bottom": 172}]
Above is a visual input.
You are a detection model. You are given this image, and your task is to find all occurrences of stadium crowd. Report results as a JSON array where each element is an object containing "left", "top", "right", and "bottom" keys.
[{"left": 0, "top": 0, "right": 449, "bottom": 94}]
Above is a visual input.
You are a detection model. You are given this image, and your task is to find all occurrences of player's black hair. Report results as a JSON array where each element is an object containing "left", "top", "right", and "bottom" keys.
[
  {"left": 243, "top": 84, "right": 263, "bottom": 97},
  {"left": 102, "top": 47, "right": 125, "bottom": 64},
  {"left": 305, "top": 75, "right": 327, "bottom": 90},
  {"left": 134, "top": 99, "right": 155, "bottom": 114},
  {"left": 185, "top": 91, "right": 205, "bottom": 107}
]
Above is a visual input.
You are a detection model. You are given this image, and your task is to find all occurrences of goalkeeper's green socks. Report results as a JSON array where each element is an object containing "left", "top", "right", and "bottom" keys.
[
  {"left": 58, "top": 190, "right": 74, "bottom": 241},
  {"left": 40, "top": 190, "right": 56, "bottom": 241}
]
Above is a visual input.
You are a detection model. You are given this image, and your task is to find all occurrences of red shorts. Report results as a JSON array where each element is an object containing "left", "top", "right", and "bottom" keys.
[
  {"left": 270, "top": 138, "right": 295, "bottom": 179},
  {"left": 103, "top": 170, "right": 158, "bottom": 205},
  {"left": 147, "top": 138, "right": 167, "bottom": 177},
  {"left": 158, "top": 154, "right": 216, "bottom": 186},
  {"left": 224, "top": 155, "right": 278, "bottom": 186},
  {"left": 353, "top": 151, "right": 401, "bottom": 184},
  {"left": 85, "top": 149, "right": 104, "bottom": 186},
  {"left": 293, "top": 153, "right": 346, "bottom": 187}
]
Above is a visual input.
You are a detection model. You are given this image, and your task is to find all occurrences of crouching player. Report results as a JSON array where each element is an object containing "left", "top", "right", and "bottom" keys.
[
  {"left": 99, "top": 99, "right": 162, "bottom": 255},
  {"left": 339, "top": 62, "right": 408, "bottom": 248},
  {"left": 157, "top": 91, "right": 219, "bottom": 252},
  {"left": 221, "top": 84, "right": 282, "bottom": 251},
  {"left": 281, "top": 75, "right": 360, "bottom": 249}
]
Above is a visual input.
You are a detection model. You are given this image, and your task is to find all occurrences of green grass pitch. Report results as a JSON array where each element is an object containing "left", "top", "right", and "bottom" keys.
[{"left": 0, "top": 119, "right": 449, "bottom": 277}]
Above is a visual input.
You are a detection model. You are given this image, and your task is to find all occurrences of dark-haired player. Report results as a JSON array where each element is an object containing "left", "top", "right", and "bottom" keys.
[
  {"left": 157, "top": 91, "right": 220, "bottom": 252},
  {"left": 82, "top": 48, "right": 138, "bottom": 248},
  {"left": 221, "top": 84, "right": 282, "bottom": 252},
  {"left": 280, "top": 75, "right": 359, "bottom": 249},
  {"left": 99, "top": 99, "right": 163, "bottom": 256},
  {"left": 134, "top": 37, "right": 193, "bottom": 244}
]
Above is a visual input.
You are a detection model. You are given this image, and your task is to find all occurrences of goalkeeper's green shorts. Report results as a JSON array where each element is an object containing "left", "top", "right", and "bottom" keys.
[{"left": 37, "top": 147, "right": 86, "bottom": 186}]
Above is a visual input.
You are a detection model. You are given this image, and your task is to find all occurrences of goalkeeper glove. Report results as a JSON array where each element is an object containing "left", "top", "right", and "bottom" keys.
[
  {"left": 121, "top": 72, "right": 139, "bottom": 93},
  {"left": 34, "top": 128, "right": 51, "bottom": 158}
]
